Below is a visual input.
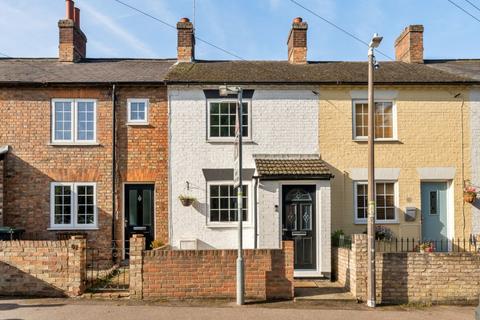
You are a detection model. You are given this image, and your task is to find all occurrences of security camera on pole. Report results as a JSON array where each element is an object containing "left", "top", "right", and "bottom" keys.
[
  {"left": 219, "top": 85, "right": 244, "bottom": 306},
  {"left": 367, "top": 33, "right": 382, "bottom": 308}
]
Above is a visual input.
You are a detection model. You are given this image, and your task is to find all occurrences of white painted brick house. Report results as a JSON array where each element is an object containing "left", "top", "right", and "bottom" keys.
[
  {"left": 169, "top": 85, "right": 332, "bottom": 277},
  {"left": 168, "top": 18, "right": 333, "bottom": 277}
]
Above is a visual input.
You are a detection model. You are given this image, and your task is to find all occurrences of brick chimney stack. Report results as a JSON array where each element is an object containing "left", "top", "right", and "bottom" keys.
[
  {"left": 287, "top": 17, "right": 308, "bottom": 64},
  {"left": 58, "top": 0, "right": 87, "bottom": 62},
  {"left": 394, "top": 25, "right": 424, "bottom": 64},
  {"left": 177, "top": 17, "right": 194, "bottom": 62}
]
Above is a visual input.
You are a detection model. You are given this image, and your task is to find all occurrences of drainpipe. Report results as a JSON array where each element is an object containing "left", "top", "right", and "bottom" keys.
[
  {"left": 253, "top": 177, "right": 259, "bottom": 249},
  {"left": 111, "top": 84, "right": 117, "bottom": 249}
]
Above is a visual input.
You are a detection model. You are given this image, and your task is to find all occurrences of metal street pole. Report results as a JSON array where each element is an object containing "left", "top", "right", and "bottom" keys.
[
  {"left": 236, "top": 89, "right": 244, "bottom": 306},
  {"left": 219, "top": 84, "right": 244, "bottom": 305},
  {"left": 367, "top": 34, "right": 382, "bottom": 308}
]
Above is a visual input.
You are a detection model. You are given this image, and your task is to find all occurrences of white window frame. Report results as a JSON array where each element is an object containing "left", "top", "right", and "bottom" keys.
[
  {"left": 353, "top": 180, "right": 399, "bottom": 224},
  {"left": 50, "top": 182, "right": 98, "bottom": 230},
  {"left": 127, "top": 98, "right": 149, "bottom": 125},
  {"left": 51, "top": 99, "right": 97, "bottom": 144},
  {"left": 207, "top": 99, "right": 252, "bottom": 142},
  {"left": 206, "top": 180, "right": 252, "bottom": 228},
  {"left": 352, "top": 99, "right": 397, "bottom": 141}
]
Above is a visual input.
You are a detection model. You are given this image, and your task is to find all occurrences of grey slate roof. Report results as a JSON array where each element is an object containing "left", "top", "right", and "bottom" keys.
[
  {"left": 254, "top": 155, "right": 331, "bottom": 178},
  {"left": 0, "top": 58, "right": 477, "bottom": 85},
  {"left": 0, "top": 58, "right": 175, "bottom": 84},
  {"left": 166, "top": 60, "right": 477, "bottom": 84},
  {"left": 425, "top": 59, "right": 480, "bottom": 81}
]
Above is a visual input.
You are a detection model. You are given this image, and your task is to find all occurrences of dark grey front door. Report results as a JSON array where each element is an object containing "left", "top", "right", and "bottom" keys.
[
  {"left": 282, "top": 185, "right": 316, "bottom": 270},
  {"left": 124, "top": 184, "right": 154, "bottom": 254}
]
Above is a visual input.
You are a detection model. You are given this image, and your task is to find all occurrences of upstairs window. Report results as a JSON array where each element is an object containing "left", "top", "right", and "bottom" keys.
[
  {"left": 127, "top": 99, "right": 149, "bottom": 125},
  {"left": 208, "top": 101, "right": 250, "bottom": 140},
  {"left": 52, "top": 99, "right": 96, "bottom": 143},
  {"left": 353, "top": 101, "right": 396, "bottom": 140}
]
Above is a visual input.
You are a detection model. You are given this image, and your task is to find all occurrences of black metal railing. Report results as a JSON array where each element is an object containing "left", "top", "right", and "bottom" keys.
[
  {"left": 375, "top": 237, "right": 479, "bottom": 253},
  {"left": 84, "top": 240, "right": 130, "bottom": 291}
]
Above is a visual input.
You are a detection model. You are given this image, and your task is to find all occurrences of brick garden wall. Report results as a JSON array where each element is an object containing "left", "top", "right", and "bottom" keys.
[
  {"left": 332, "top": 234, "right": 480, "bottom": 304},
  {"left": 129, "top": 235, "right": 294, "bottom": 301},
  {"left": 332, "top": 247, "right": 351, "bottom": 291},
  {"left": 377, "top": 252, "right": 480, "bottom": 304},
  {"left": 0, "top": 236, "right": 86, "bottom": 297}
]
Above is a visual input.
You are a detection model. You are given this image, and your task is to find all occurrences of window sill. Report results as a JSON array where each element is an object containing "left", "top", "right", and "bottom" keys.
[
  {"left": 206, "top": 223, "right": 253, "bottom": 229},
  {"left": 207, "top": 139, "right": 254, "bottom": 144},
  {"left": 48, "top": 227, "right": 99, "bottom": 231},
  {"left": 127, "top": 122, "right": 149, "bottom": 126},
  {"left": 353, "top": 138, "right": 400, "bottom": 143},
  {"left": 49, "top": 142, "right": 101, "bottom": 147},
  {"left": 354, "top": 220, "right": 399, "bottom": 225}
]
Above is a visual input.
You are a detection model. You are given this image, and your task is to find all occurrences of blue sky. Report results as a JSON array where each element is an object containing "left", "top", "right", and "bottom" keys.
[{"left": 0, "top": 0, "right": 478, "bottom": 61}]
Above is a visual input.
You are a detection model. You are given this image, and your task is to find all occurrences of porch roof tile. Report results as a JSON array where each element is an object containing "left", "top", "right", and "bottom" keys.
[{"left": 254, "top": 156, "right": 331, "bottom": 178}]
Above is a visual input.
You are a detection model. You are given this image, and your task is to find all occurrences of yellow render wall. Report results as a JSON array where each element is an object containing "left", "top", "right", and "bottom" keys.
[{"left": 319, "top": 86, "right": 471, "bottom": 239}]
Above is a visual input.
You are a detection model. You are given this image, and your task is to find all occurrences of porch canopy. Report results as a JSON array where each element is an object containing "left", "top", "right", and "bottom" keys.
[{"left": 254, "top": 154, "right": 332, "bottom": 180}]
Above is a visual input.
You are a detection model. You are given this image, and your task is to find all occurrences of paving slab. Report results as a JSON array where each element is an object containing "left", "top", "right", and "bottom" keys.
[{"left": 294, "top": 279, "right": 356, "bottom": 302}]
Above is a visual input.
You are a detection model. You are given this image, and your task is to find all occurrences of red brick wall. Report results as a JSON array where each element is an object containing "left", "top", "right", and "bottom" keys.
[
  {"left": 0, "top": 85, "right": 168, "bottom": 254},
  {"left": 130, "top": 236, "right": 294, "bottom": 301},
  {"left": 0, "top": 236, "right": 86, "bottom": 297},
  {"left": 115, "top": 87, "right": 169, "bottom": 244}
]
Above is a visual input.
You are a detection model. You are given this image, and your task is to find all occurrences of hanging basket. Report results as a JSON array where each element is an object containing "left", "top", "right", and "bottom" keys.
[
  {"left": 464, "top": 192, "right": 477, "bottom": 204},
  {"left": 179, "top": 195, "right": 196, "bottom": 207}
]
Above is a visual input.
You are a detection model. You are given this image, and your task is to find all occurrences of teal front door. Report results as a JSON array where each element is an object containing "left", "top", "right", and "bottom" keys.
[{"left": 421, "top": 182, "right": 448, "bottom": 242}]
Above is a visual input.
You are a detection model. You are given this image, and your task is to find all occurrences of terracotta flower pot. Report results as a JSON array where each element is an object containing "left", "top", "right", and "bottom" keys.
[{"left": 464, "top": 192, "right": 477, "bottom": 204}]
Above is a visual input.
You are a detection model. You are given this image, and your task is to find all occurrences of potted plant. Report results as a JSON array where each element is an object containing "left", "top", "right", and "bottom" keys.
[
  {"left": 418, "top": 241, "right": 435, "bottom": 253},
  {"left": 179, "top": 194, "right": 196, "bottom": 207},
  {"left": 365, "top": 225, "right": 395, "bottom": 241},
  {"left": 464, "top": 186, "right": 478, "bottom": 204}
]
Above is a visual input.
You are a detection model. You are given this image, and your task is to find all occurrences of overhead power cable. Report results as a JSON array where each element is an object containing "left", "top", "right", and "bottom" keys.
[
  {"left": 447, "top": 0, "right": 480, "bottom": 23},
  {"left": 112, "top": 0, "right": 246, "bottom": 61}
]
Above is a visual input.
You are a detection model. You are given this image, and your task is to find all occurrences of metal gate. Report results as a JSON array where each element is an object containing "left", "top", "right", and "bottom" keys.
[{"left": 85, "top": 240, "right": 129, "bottom": 291}]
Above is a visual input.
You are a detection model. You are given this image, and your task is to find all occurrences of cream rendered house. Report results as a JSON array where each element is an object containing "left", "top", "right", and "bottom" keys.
[{"left": 320, "top": 26, "right": 479, "bottom": 242}]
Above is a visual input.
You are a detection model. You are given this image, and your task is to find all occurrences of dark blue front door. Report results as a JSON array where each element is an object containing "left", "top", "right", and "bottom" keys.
[{"left": 421, "top": 182, "right": 448, "bottom": 242}]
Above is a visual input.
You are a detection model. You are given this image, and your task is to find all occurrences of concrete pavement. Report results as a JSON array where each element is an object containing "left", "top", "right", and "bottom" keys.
[{"left": 0, "top": 298, "right": 475, "bottom": 320}]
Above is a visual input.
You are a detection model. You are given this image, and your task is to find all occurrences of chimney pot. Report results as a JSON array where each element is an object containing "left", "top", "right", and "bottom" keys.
[
  {"left": 293, "top": 17, "right": 303, "bottom": 23},
  {"left": 74, "top": 7, "right": 80, "bottom": 28},
  {"left": 177, "top": 17, "right": 194, "bottom": 62},
  {"left": 394, "top": 24, "right": 424, "bottom": 63},
  {"left": 287, "top": 17, "right": 308, "bottom": 64},
  {"left": 66, "top": 0, "right": 74, "bottom": 20}
]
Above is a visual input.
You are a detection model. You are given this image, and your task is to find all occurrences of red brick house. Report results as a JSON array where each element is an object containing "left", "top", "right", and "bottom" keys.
[{"left": 0, "top": 1, "right": 172, "bottom": 256}]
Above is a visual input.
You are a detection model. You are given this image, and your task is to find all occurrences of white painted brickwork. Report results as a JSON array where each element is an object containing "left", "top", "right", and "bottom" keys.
[
  {"left": 470, "top": 89, "right": 480, "bottom": 234},
  {"left": 169, "top": 88, "right": 319, "bottom": 249}
]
